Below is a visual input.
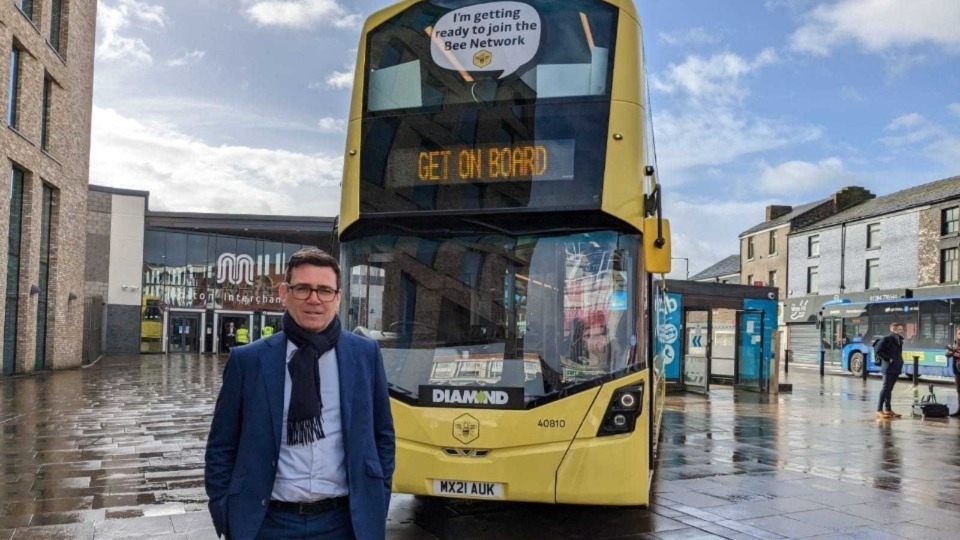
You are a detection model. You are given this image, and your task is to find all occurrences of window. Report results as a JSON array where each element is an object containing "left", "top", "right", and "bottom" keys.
[
  {"left": 4, "top": 168, "right": 25, "bottom": 374},
  {"left": 746, "top": 274, "right": 753, "bottom": 286},
  {"left": 8, "top": 47, "right": 21, "bottom": 128},
  {"left": 807, "top": 266, "right": 819, "bottom": 294},
  {"left": 18, "top": 0, "right": 34, "bottom": 21},
  {"left": 50, "top": 0, "right": 65, "bottom": 55},
  {"left": 808, "top": 235, "right": 820, "bottom": 257},
  {"left": 866, "top": 258, "right": 879, "bottom": 289},
  {"left": 866, "top": 223, "right": 880, "bottom": 249},
  {"left": 35, "top": 185, "right": 55, "bottom": 370},
  {"left": 40, "top": 77, "right": 52, "bottom": 151},
  {"left": 747, "top": 236, "right": 755, "bottom": 259},
  {"left": 942, "top": 207, "right": 959, "bottom": 235},
  {"left": 768, "top": 270, "right": 777, "bottom": 288},
  {"left": 768, "top": 231, "right": 776, "bottom": 255},
  {"left": 942, "top": 248, "right": 958, "bottom": 283}
]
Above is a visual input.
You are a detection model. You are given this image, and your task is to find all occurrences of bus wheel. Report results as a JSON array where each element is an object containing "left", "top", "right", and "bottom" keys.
[{"left": 850, "top": 352, "right": 864, "bottom": 376}]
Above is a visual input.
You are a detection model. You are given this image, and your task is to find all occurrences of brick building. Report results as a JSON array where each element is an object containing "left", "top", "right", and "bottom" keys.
[
  {"left": 785, "top": 175, "right": 960, "bottom": 364},
  {"left": 2, "top": 1, "right": 97, "bottom": 375}
]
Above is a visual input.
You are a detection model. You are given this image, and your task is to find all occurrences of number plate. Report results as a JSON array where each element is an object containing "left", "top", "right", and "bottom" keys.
[{"left": 433, "top": 479, "right": 504, "bottom": 499}]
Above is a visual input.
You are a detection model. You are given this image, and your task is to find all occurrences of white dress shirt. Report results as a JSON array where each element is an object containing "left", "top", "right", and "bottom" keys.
[{"left": 270, "top": 341, "right": 348, "bottom": 502}]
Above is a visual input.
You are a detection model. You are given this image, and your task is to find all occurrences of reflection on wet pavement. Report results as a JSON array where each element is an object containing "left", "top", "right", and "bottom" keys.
[{"left": 2, "top": 356, "right": 959, "bottom": 539}]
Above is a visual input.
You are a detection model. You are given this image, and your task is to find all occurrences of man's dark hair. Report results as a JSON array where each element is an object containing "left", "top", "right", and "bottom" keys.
[
  {"left": 285, "top": 248, "right": 341, "bottom": 286},
  {"left": 890, "top": 321, "right": 904, "bottom": 329}
]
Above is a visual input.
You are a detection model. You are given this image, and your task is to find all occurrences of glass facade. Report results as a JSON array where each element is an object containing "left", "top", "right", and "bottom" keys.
[
  {"left": 35, "top": 185, "right": 54, "bottom": 370},
  {"left": 139, "top": 228, "right": 313, "bottom": 353}
]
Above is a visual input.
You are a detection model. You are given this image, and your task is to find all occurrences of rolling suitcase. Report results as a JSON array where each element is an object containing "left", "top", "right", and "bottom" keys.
[{"left": 912, "top": 384, "right": 949, "bottom": 418}]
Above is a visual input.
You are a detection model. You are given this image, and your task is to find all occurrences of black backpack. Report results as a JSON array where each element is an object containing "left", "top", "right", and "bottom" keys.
[{"left": 871, "top": 336, "right": 884, "bottom": 366}]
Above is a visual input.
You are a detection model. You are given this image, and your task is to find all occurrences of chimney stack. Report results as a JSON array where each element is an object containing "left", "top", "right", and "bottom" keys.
[
  {"left": 766, "top": 205, "right": 792, "bottom": 221},
  {"left": 833, "top": 186, "right": 875, "bottom": 212}
]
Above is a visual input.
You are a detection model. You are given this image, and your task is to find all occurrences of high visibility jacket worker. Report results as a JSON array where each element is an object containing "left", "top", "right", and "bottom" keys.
[
  {"left": 261, "top": 325, "right": 275, "bottom": 338},
  {"left": 236, "top": 327, "right": 250, "bottom": 344}
]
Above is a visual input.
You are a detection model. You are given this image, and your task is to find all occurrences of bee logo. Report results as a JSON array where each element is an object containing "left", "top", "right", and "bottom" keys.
[
  {"left": 452, "top": 413, "right": 480, "bottom": 444},
  {"left": 473, "top": 50, "right": 492, "bottom": 68}
]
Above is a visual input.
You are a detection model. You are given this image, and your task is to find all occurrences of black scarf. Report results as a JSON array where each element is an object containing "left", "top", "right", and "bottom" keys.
[{"left": 283, "top": 311, "right": 341, "bottom": 446}]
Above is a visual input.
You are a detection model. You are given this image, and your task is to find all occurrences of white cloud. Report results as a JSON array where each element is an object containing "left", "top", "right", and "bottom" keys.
[
  {"left": 881, "top": 113, "right": 960, "bottom": 168},
  {"left": 654, "top": 109, "right": 820, "bottom": 177},
  {"left": 659, "top": 27, "right": 718, "bottom": 47},
  {"left": 790, "top": 0, "right": 960, "bottom": 56},
  {"left": 651, "top": 49, "right": 778, "bottom": 105},
  {"left": 90, "top": 107, "right": 342, "bottom": 216},
  {"left": 318, "top": 117, "right": 346, "bottom": 133},
  {"left": 664, "top": 196, "right": 771, "bottom": 275},
  {"left": 758, "top": 157, "right": 854, "bottom": 195},
  {"left": 96, "top": 0, "right": 169, "bottom": 65},
  {"left": 326, "top": 69, "right": 354, "bottom": 90},
  {"left": 243, "top": 0, "right": 362, "bottom": 30},
  {"left": 166, "top": 50, "right": 206, "bottom": 68},
  {"left": 949, "top": 103, "right": 960, "bottom": 116}
]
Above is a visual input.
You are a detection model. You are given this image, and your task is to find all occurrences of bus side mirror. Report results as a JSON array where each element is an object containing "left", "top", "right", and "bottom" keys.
[{"left": 642, "top": 217, "right": 671, "bottom": 274}]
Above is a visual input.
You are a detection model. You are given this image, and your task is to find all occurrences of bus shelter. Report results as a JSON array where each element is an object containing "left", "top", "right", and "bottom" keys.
[{"left": 653, "top": 280, "right": 778, "bottom": 394}]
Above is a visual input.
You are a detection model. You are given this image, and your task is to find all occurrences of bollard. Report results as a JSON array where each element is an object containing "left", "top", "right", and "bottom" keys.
[
  {"left": 819, "top": 349, "right": 825, "bottom": 377},
  {"left": 912, "top": 355, "right": 919, "bottom": 387},
  {"left": 862, "top": 352, "right": 869, "bottom": 380},
  {"left": 785, "top": 349, "right": 790, "bottom": 374}
]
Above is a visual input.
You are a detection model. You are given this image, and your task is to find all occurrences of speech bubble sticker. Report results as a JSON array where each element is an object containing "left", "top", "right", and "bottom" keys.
[{"left": 431, "top": 1, "right": 541, "bottom": 79}]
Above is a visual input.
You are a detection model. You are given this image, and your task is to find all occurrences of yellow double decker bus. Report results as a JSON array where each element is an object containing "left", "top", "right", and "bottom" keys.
[{"left": 339, "top": 0, "right": 670, "bottom": 505}]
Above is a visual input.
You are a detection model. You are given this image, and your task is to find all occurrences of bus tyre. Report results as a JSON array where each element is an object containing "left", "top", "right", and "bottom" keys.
[{"left": 850, "top": 352, "right": 864, "bottom": 376}]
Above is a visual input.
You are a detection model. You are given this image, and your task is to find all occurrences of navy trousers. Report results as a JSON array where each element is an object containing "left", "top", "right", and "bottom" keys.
[
  {"left": 255, "top": 506, "right": 355, "bottom": 540},
  {"left": 877, "top": 372, "right": 898, "bottom": 412}
]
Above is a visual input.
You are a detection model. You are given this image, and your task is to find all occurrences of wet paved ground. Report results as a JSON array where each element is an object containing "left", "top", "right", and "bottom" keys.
[{"left": 1, "top": 355, "right": 959, "bottom": 539}]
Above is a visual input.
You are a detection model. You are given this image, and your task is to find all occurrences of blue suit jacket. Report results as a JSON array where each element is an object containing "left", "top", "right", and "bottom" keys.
[{"left": 204, "top": 331, "right": 395, "bottom": 540}]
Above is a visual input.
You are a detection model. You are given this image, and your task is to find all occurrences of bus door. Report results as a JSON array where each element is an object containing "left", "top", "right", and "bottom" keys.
[
  {"left": 735, "top": 310, "right": 766, "bottom": 392},
  {"left": 682, "top": 309, "right": 710, "bottom": 394}
]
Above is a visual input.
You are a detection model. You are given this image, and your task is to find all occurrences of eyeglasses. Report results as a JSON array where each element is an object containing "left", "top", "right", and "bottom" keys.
[{"left": 286, "top": 283, "right": 340, "bottom": 302}]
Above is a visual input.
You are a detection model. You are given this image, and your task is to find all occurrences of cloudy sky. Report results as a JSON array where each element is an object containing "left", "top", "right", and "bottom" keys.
[{"left": 91, "top": 0, "right": 960, "bottom": 277}]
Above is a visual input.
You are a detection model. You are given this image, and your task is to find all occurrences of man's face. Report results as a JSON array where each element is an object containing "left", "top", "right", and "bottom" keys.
[
  {"left": 280, "top": 264, "right": 341, "bottom": 333},
  {"left": 892, "top": 324, "right": 904, "bottom": 336}
]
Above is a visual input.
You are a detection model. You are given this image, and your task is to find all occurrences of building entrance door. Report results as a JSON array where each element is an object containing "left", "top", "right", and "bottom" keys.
[
  {"left": 213, "top": 311, "right": 254, "bottom": 354},
  {"left": 261, "top": 312, "right": 283, "bottom": 340},
  {"left": 168, "top": 312, "right": 202, "bottom": 353}
]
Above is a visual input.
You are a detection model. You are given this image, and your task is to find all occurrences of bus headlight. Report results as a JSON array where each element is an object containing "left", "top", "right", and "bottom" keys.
[{"left": 598, "top": 383, "right": 644, "bottom": 437}]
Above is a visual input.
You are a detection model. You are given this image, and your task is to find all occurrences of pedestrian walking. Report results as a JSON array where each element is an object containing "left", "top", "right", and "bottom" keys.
[
  {"left": 204, "top": 248, "right": 395, "bottom": 539},
  {"left": 943, "top": 326, "right": 960, "bottom": 417},
  {"left": 875, "top": 321, "right": 905, "bottom": 419}
]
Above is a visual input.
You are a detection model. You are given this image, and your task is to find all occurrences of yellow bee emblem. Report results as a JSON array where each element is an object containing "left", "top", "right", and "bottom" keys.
[{"left": 473, "top": 50, "right": 492, "bottom": 68}]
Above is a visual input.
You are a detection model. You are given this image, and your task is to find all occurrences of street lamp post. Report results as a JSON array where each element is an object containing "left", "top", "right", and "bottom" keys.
[{"left": 672, "top": 257, "right": 689, "bottom": 280}]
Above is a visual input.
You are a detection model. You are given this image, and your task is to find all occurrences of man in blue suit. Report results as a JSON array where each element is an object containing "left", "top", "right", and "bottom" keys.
[{"left": 205, "top": 248, "right": 395, "bottom": 539}]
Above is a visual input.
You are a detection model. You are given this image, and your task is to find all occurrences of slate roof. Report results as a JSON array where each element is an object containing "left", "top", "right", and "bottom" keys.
[
  {"left": 740, "top": 198, "right": 829, "bottom": 236},
  {"left": 690, "top": 254, "right": 740, "bottom": 281},
  {"left": 794, "top": 175, "right": 960, "bottom": 233}
]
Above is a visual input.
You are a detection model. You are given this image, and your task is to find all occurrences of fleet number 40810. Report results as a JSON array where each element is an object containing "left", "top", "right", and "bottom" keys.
[{"left": 537, "top": 419, "right": 566, "bottom": 428}]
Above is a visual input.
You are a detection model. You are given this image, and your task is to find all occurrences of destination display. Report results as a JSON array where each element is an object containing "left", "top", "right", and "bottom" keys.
[{"left": 384, "top": 139, "right": 575, "bottom": 188}]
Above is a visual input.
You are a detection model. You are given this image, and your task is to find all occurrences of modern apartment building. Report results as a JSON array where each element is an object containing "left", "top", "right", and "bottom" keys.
[{"left": 2, "top": 1, "right": 97, "bottom": 375}]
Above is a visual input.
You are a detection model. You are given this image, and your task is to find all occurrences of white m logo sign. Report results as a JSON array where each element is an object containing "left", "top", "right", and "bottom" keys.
[{"left": 217, "top": 253, "right": 255, "bottom": 286}]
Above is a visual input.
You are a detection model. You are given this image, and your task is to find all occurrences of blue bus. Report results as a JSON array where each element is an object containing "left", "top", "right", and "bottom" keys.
[{"left": 819, "top": 297, "right": 956, "bottom": 377}]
